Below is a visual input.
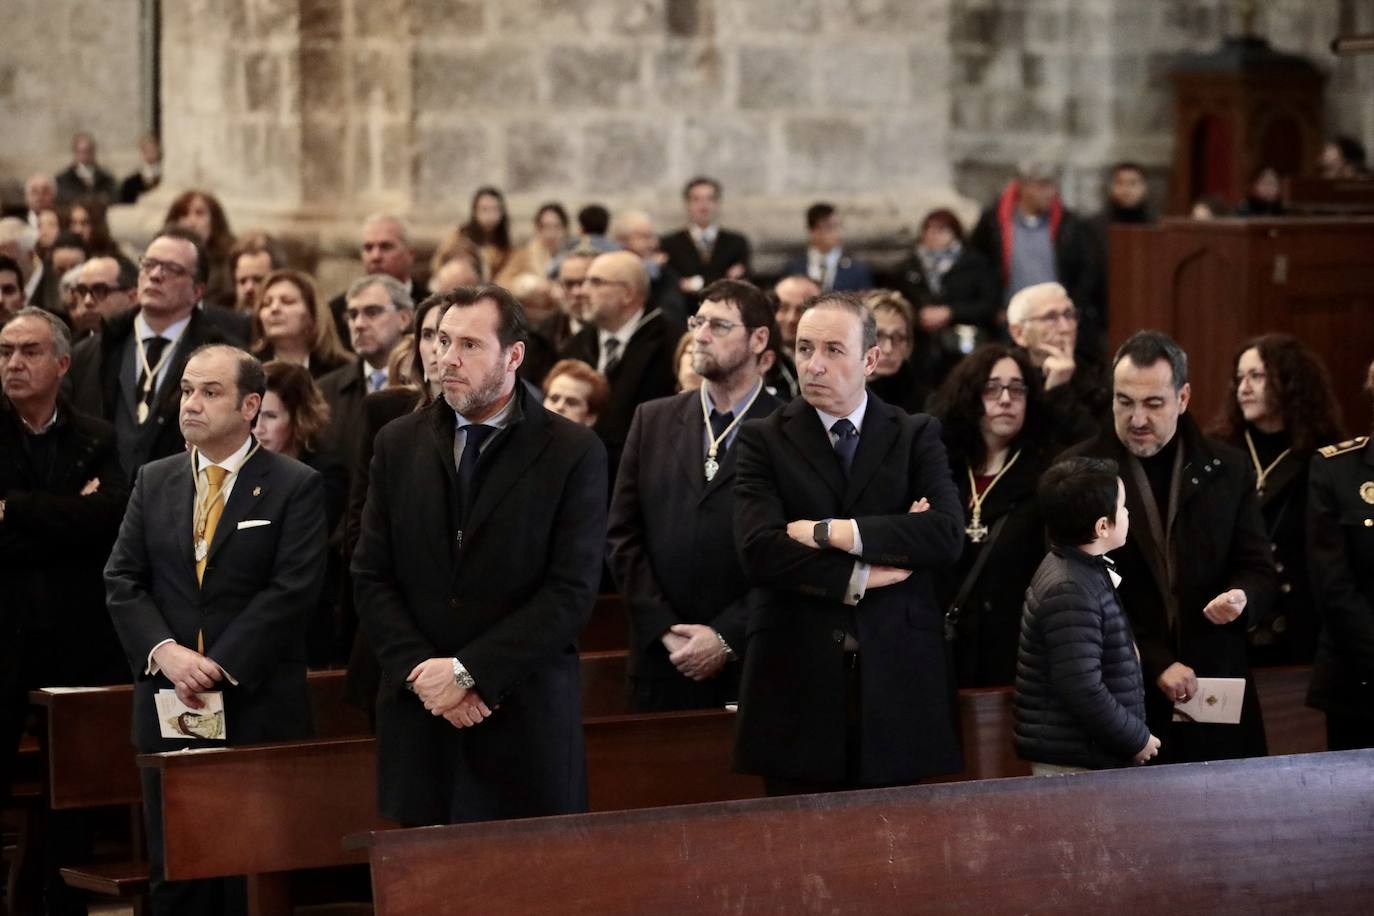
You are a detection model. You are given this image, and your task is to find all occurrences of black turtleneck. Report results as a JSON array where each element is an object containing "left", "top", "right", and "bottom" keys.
[
  {"left": 1245, "top": 424, "right": 1290, "bottom": 467},
  {"left": 1136, "top": 433, "right": 1179, "bottom": 522}
]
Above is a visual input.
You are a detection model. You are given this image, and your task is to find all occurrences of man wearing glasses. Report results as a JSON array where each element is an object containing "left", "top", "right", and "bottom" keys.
[
  {"left": 67, "top": 228, "right": 242, "bottom": 475},
  {"left": 1007, "top": 281, "right": 1110, "bottom": 445},
  {"left": 608, "top": 279, "right": 781, "bottom": 712},
  {"left": 560, "top": 250, "right": 682, "bottom": 478},
  {"left": 70, "top": 256, "right": 138, "bottom": 328}
]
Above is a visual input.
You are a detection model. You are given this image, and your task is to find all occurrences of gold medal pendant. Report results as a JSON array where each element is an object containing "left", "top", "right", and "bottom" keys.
[
  {"left": 704, "top": 457, "right": 720, "bottom": 482},
  {"left": 965, "top": 512, "right": 988, "bottom": 543},
  {"left": 137, "top": 401, "right": 150, "bottom": 424},
  {"left": 194, "top": 538, "right": 209, "bottom": 562}
]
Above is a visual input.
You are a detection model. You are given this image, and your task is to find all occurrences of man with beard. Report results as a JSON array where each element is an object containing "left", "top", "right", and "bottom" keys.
[
  {"left": 1063, "top": 330, "right": 1274, "bottom": 764},
  {"left": 608, "top": 279, "right": 782, "bottom": 711},
  {"left": 352, "top": 284, "right": 607, "bottom": 826}
]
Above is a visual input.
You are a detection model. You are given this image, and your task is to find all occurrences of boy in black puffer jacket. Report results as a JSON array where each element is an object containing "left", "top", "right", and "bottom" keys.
[{"left": 1014, "top": 457, "right": 1160, "bottom": 773}]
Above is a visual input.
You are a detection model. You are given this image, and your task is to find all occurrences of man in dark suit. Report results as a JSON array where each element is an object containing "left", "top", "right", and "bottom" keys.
[
  {"left": 105, "top": 344, "right": 327, "bottom": 915},
  {"left": 66, "top": 228, "right": 243, "bottom": 476},
  {"left": 560, "top": 251, "right": 682, "bottom": 478},
  {"left": 733, "top": 292, "right": 965, "bottom": 794},
  {"left": 352, "top": 285, "right": 607, "bottom": 827},
  {"left": 327, "top": 214, "right": 429, "bottom": 350},
  {"left": 1063, "top": 331, "right": 1275, "bottom": 764},
  {"left": 659, "top": 176, "right": 752, "bottom": 295},
  {"left": 608, "top": 280, "right": 781, "bottom": 711},
  {"left": 53, "top": 132, "right": 118, "bottom": 205},
  {"left": 781, "top": 203, "right": 874, "bottom": 292},
  {"left": 1, "top": 308, "right": 128, "bottom": 815}
]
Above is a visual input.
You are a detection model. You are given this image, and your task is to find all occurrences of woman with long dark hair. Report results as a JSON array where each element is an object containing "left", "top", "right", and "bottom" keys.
[
  {"left": 164, "top": 189, "right": 236, "bottom": 307},
  {"left": 930, "top": 344, "right": 1056, "bottom": 687},
  {"left": 1212, "top": 333, "right": 1343, "bottom": 664}
]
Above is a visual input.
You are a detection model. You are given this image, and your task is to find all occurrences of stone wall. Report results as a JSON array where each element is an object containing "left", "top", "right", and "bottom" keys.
[
  {"left": 0, "top": 0, "right": 146, "bottom": 184},
  {"left": 5, "top": 0, "right": 1372, "bottom": 274}
]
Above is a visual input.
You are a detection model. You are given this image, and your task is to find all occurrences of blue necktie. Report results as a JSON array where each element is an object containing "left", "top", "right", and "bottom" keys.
[
  {"left": 831, "top": 418, "right": 859, "bottom": 475},
  {"left": 369, "top": 369, "right": 387, "bottom": 393},
  {"left": 456, "top": 424, "right": 495, "bottom": 523}
]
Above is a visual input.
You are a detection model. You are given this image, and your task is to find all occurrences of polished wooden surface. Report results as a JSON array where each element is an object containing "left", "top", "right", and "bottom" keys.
[
  {"left": 365, "top": 749, "right": 1374, "bottom": 916},
  {"left": 1109, "top": 218, "right": 1374, "bottom": 433},
  {"left": 580, "top": 593, "right": 628, "bottom": 652}
]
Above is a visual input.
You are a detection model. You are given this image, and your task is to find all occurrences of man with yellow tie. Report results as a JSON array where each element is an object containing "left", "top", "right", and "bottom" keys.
[{"left": 105, "top": 343, "right": 327, "bottom": 916}]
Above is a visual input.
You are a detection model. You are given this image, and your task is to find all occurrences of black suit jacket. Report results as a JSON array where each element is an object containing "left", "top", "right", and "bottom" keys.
[
  {"left": 659, "top": 228, "right": 752, "bottom": 284},
  {"left": 732, "top": 396, "right": 965, "bottom": 785},
  {"left": 0, "top": 398, "right": 128, "bottom": 677},
  {"left": 55, "top": 164, "right": 118, "bottom": 204},
  {"left": 65, "top": 307, "right": 239, "bottom": 475},
  {"left": 607, "top": 387, "right": 782, "bottom": 693},
  {"left": 1063, "top": 415, "right": 1275, "bottom": 761},
  {"left": 559, "top": 310, "right": 683, "bottom": 464},
  {"left": 105, "top": 444, "right": 327, "bottom": 752},
  {"left": 317, "top": 359, "right": 369, "bottom": 481},
  {"left": 352, "top": 386, "right": 607, "bottom": 824}
]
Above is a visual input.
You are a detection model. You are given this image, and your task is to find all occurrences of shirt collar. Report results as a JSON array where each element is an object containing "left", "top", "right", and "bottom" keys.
[
  {"left": 196, "top": 433, "right": 255, "bottom": 477},
  {"left": 20, "top": 404, "right": 60, "bottom": 434},
  {"left": 135, "top": 309, "right": 192, "bottom": 347},
  {"left": 599, "top": 307, "right": 646, "bottom": 349},
  {"left": 814, "top": 392, "right": 869, "bottom": 437},
  {"left": 706, "top": 378, "right": 763, "bottom": 418},
  {"left": 690, "top": 223, "right": 718, "bottom": 244}
]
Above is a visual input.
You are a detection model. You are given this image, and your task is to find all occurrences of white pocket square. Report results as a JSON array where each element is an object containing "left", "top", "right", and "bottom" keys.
[{"left": 236, "top": 519, "right": 272, "bottom": 530}]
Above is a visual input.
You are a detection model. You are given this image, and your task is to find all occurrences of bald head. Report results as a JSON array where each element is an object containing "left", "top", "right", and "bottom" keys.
[
  {"left": 612, "top": 210, "right": 659, "bottom": 259},
  {"left": 584, "top": 251, "right": 649, "bottom": 330},
  {"left": 25, "top": 174, "right": 55, "bottom": 214},
  {"left": 431, "top": 256, "right": 482, "bottom": 294},
  {"left": 773, "top": 275, "right": 821, "bottom": 350}
]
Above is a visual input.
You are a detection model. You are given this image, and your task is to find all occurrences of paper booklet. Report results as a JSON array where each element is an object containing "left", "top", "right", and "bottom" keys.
[
  {"left": 1172, "top": 677, "right": 1246, "bottom": 725},
  {"left": 155, "top": 690, "right": 227, "bottom": 740}
]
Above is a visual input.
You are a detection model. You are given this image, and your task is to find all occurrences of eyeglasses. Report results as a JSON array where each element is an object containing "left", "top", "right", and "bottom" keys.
[
  {"left": 1027, "top": 307, "right": 1077, "bottom": 325},
  {"left": 139, "top": 257, "right": 193, "bottom": 279},
  {"left": 74, "top": 283, "right": 129, "bottom": 301},
  {"left": 876, "top": 331, "right": 910, "bottom": 348},
  {"left": 982, "top": 381, "right": 1030, "bottom": 401},
  {"left": 687, "top": 315, "right": 742, "bottom": 337},
  {"left": 584, "top": 276, "right": 626, "bottom": 290}
]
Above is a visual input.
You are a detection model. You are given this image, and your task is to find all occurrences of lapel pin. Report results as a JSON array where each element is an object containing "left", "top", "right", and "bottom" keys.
[{"left": 252, "top": 486, "right": 262, "bottom": 497}]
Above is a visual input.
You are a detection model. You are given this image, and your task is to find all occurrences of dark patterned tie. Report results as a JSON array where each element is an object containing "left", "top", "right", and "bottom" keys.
[
  {"left": 709, "top": 409, "right": 733, "bottom": 444},
  {"left": 137, "top": 336, "right": 169, "bottom": 423},
  {"left": 602, "top": 337, "right": 622, "bottom": 375},
  {"left": 456, "top": 424, "right": 495, "bottom": 523},
  {"left": 831, "top": 418, "right": 859, "bottom": 475}
]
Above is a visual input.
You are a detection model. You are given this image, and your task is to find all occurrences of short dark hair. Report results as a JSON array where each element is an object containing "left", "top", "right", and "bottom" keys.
[
  {"left": 425, "top": 284, "right": 530, "bottom": 350},
  {"left": 52, "top": 232, "right": 89, "bottom": 256},
  {"left": 804, "top": 291, "right": 877, "bottom": 351},
  {"left": 229, "top": 232, "right": 284, "bottom": 272},
  {"left": 700, "top": 279, "right": 777, "bottom": 343},
  {"left": 0, "top": 254, "right": 22, "bottom": 283},
  {"left": 1039, "top": 456, "right": 1121, "bottom": 547},
  {"left": 577, "top": 204, "right": 610, "bottom": 236},
  {"left": 918, "top": 208, "right": 966, "bottom": 244},
  {"left": 1110, "top": 161, "right": 1146, "bottom": 179},
  {"left": 187, "top": 343, "right": 266, "bottom": 403},
  {"left": 1333, "top": 134, "right": 1368, "bottom": 168},
  {"left": 683, "top": 176, "right": 721, "bottom": 200},
  {"left": 535, "top": 202, "right": 569, "bottom": 229},
  {"left": 806, "top": 202, "right": 836, "bottom": 230},
  {"left": 151, "top": 226, "right": 210, "bottom": 284},
  {"left": 1113, "top": 329, "right": 1188, "bottom": 391}
]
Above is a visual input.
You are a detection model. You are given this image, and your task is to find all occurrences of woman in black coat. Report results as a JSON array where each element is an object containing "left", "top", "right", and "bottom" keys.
[
  {"left": 930, "top": 344, "right": 1056, "bottom": 687},
  {"left": 1211, "top": 333, "right": 1343, "bottom": 666},
  {"left": 894, "top": 208, "right": 1001, "bottom": 389}
]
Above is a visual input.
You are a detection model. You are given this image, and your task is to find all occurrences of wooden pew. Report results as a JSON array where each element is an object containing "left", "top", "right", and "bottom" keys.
[
  {"left": 579, "top": 593, "right": 628, "bottom": 652},
  {"left": 359, "top": 749, "right": 1374, "bottom": 916}
]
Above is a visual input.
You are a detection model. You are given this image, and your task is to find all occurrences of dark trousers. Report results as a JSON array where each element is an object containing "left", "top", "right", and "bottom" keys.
[
  {"left": 1326, "top": 710, "right": 1374, "bottom": 751},
  {"left": 765, "top": 651, "right": 864, "bottom": 796},
  {"left": 628, "top": 668, "right": 739, "bottom": 713},
  {"left": 140, "top": 768, "right": 246, "bottom": 916}
]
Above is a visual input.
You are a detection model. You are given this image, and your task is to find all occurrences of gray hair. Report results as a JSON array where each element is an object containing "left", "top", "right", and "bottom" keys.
[
  {"left": 804, "top": 291, "right": 878, "bottom": 351},
  {"left": 1006, "top": 282, "right": 1068, "bottom": 327},
  {"left": 346, "top": 273, "right": 413, "bottom": 312},
  {"left": 0, "top": 217, "right": 38, "bottom": 258},
  {"left": 362, "top": 212, "right": 410, "bottom": 246},
  {"left": 4, "top": 306, "right": 72, "bottom": 359}
]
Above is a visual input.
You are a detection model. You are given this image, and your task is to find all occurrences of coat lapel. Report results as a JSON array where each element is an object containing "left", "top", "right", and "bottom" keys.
[
  {"left": 427, "top": 399, "right": 461, "bottom": 569},
  {"left": 781, "top": 398, "right": 846, "bottom": 502},
  {"left": 842, "top": 395, "right": 899, "bottom": 509},
  {"left": 674, "top": 396, "right": 707, "bottom": 500},
  {"left": 463, "top": 392, "right": 553, "bottom": 537},
  {"left": 205, "top": 443, "right": 269, "bottom": 566},
  {"left": 165, "top": 453, "right": 198, "bottom": 577}
]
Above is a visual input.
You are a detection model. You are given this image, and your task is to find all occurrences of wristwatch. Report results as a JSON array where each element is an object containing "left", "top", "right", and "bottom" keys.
[
  {"left": 813, "top": 519, "right": 832, "bottom": 549},
  {"left": 451, "top": 657, "right": 476, "bottom": 689}
]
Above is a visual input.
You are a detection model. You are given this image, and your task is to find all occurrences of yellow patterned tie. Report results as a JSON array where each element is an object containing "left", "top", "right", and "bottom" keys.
[{"left": 196, "top": 465, "right": 228, "bottom": 586}]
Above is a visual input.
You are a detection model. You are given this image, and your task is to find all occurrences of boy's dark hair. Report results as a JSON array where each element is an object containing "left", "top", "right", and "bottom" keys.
[
  {"left": 577, "top": 204, "right": 610, "bottom": 236},
  {"left": 1039, "top": 456, "right": 1121, "bottom": 547}
]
